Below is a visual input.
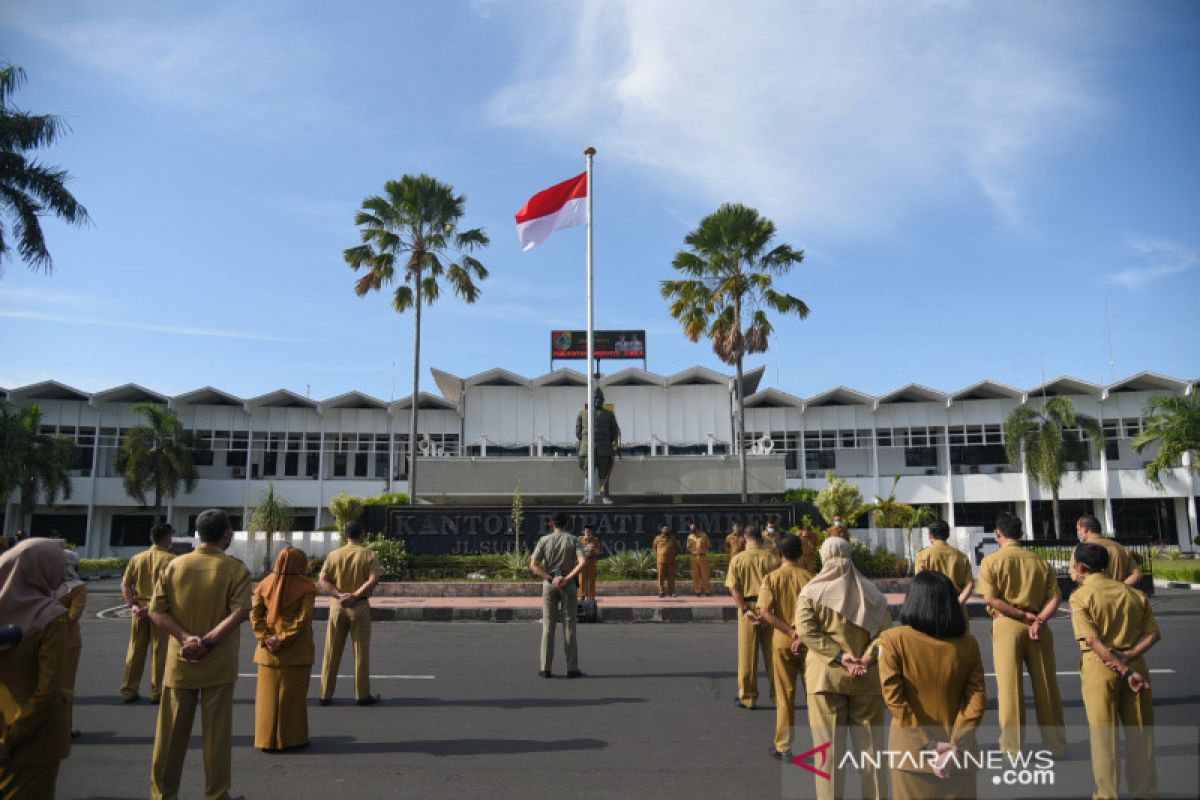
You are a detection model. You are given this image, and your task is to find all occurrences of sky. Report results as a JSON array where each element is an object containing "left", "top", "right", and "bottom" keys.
[{"left": 1, "top": 0, "right": 1197, "bottom": 402}]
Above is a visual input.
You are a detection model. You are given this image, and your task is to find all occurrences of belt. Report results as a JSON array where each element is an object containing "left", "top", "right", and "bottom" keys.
[{"left": 743, "top": 596, "right": 758, "bottom": 603}]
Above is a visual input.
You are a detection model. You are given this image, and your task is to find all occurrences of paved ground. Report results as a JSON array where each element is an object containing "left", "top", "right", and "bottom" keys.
[{"left": 54, "top": 588, "right": 1200, "bottom": 799}]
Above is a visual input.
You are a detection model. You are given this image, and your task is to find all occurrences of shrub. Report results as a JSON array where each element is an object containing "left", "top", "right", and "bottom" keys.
[
  {"left": 363, "top": 492, "right": 410, "bottom": 506},
  {"left": 599, "top": 548, "right": 656, "bottom": 579},
  {"left": 814, "top": 472, "right": 871, "bottom": 526},
  {"left": 329, "top": 491, "right": 365, "bottom": 531},
  {"left": 810, "top": 539, "right": 908, "bottom": 578},
  {"left": 500, "top": 548, "right": 532, "bottom": 580},
  {"left": 1153, "top": 560, "right": 1200, "bottom": 583},
  {"left": 79, "top": 557, "right": 128, "bottom": 573},
  {"left": 307, "top": 556, "right": 324, "bottom": 579},
  {"left": 779, "top": 488, "right": 818, "bottom": 504},
  {"left": 364, "top": 533, "right": 412, "bottom": 579}
]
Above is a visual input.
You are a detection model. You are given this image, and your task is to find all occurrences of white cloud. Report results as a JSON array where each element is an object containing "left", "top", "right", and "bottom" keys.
[
  {"left": 1108, "top": 237, "right": 1197, "bottom": 289},
  {"left": 488, "top": 1, "right": 1103, "bottom": 234},
  {"left": 0, "top": 309, "right": 302, "bottom": 343}
]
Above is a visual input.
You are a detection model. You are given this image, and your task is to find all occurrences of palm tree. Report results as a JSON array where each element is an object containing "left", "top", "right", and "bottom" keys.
[
  {"left": 901, "top": 504, "right": 938, "bottom": 575},
  {"left": 116, "top": 403, "right": 202, "bottom": 522},
  {"left": 0, "top": 64, "right": 90, "bottom": 274},
  {"left": 250, "top": 484, "right": 294, "bottom": 574},
  {"left": 1132, "top": 392, "right": 1200, "bottom": 487},
  {"left": 661, "top": 203, "right": 809, "bottom": 501},
  {"left": 344, "top": 174, "right": 489, "bottom": 499},
  {"left": 871, "top": 475, "right": 915, "bottom": 528},
  {"left": 0, "top": 402, "right": 78, "bottom": 531},
  {"left": 1004, "top": 396, "right": 1104, "bottom": 538}
]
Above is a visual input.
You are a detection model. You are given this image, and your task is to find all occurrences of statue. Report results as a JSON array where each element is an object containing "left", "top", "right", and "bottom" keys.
[{"left": 576, "top": 388, "right": 621, "bottom": 504}]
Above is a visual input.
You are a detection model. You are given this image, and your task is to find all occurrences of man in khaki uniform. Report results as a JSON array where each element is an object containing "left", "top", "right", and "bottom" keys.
[
  {"left": 762, "top": 521, "right": 781, "bottom": 555},
  {"left": 725, "top": 522, "right": 744, "bottom": 558},
  {"left": 686, "top": 522, "right": 713, "bottom": 596},
  {"left": 317, "top": 520, "right": 382, "bottom": 705},
  {"left": 652, "top": 523, "right": 679, "bottom": 597},
  {"left": 978, "top": 512, "right": 1066, "bottom": 757},
  {"left": 121, "top": 522, "right": 176, "bottom": 703},
  {"left": 758, "top": 534, "right": 815, "bottom": 759},
  {"left": 725, "top": 526, "right": 780, "bottom": 709},
  {"left": 1072, "top": 514, "right": 1142, "bottom": 585},
  {"left": 1070, "top": 542, "right": 1159, "bottom": 799},
  {"left": 149, "top": 509, "right": 251, "bottom": 800},
  {"left": 914, "top": 519, "right": 975, "bottom": 627},
  {"left": 530, "top": 512, "right": 586, "bottom": 677},
  {"left": 578, "top": 525, "right": 601, "bottom": 602}
]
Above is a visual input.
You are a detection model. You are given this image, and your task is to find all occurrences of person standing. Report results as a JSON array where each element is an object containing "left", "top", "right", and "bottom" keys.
[
  {"left": 529, "top": 512, "right": 586, "bottom": 678},
  {"left": 121, "top": 523, "right": 176, "bottom": 704},
  {"left": 825, "top": 516, "right": 850, "bottom": 540},
  {"left": 725, "top": 522, "right": 744, "bottom": 558},
  {"left": 877, "top": 570, "right": 987, "bottom": 800},
  {"left": 686, "top": 522, "right": 713, "bottom": 596},
  {"left": 54, "top": 550, "right": 86, "bottom": 739},
  {"left": 317, "top": 520, "right": 382, "bottom": 706},
  {"left": 652, "top": 523, "right": 679, "bottom": 598},
  {"left": 914, "top": 519, "right": 975, "bottom": 628},
  {"left": 793, "top": 536, "right": 892, "bottom": 800},
  {"left": 757, "top": 534, "right": 815, "bottom": 759},
  {"left": 0, "top": 539, "right": 71, "bottom": 799},
  {"left": 977, "top": 512, "right": 1066, "bottom": 758},
  {"left": 1070, "top": 542, "right": 1159, "bottom": 799},
  {"left": 1072, "top": 514, "right": 1142, "bottom": 586},
  {"left": 252, "top": 547, "right": 317, "bottom": 753},
  {"left": 797, "top": 524, "right": 819, "bottom": 572},
  {"left": 762, "top": 521, "right": 781, "bottom": 556},
  {"left": 149, "top": 508, "right": 251, "bottom": 800},
  {"left": 725, "top": 526, "right": 780, "bottom": 710},
  {"left": 578, "top": 525, "right": 601, "bottom": 602}
]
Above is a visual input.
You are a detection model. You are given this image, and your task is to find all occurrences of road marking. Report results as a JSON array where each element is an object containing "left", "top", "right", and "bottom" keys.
[
  {"left": 984, "top": 669, "right": 1175, "bottom": 677},
  {"left": 238, "top": 673, "right": 435, "bottom": 680}
]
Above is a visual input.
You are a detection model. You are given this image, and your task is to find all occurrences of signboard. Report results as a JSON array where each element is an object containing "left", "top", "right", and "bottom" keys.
[
  {"left": 364, "top": 503, "right": 796, "bottom": 556},
  {"left": 551, "top": 330, "right": 646, "bottom": 360}
]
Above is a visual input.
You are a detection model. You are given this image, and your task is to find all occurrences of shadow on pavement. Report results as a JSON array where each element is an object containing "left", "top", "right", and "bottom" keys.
[
  {"left": 383, "top": 696, "right": 646, "bottom": 709},
  {"left": 303, "top": 735, "right": 609, "bottom": 756}
]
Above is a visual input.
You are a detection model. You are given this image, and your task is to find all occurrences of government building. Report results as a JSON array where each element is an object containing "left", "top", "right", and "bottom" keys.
[{"left": 2, "top": 368, "right": 1196, "bottom": 558}]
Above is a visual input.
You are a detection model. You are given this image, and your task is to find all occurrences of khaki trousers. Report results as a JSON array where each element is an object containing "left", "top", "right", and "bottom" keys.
[
  {"left": 0, "top": 761, "right": 61, "bottom": 800},
  {"left": 122, "top": 615, "right": 169, "bottom": 701},
  {"left": 771, "top": 644, "right": 805, "bottom": 753},
  {"left": 890, "top": 765, "right": 976, "bottom": 800},
  {"left": 151, "top": 682, "right": 234, "bottom": 800},
  {"left": 736, "top": 604, "right": 774, "bottom": 706},
  {"left": 690, "top": 555, "right": 712, "bottom": 594},
  {"left": 807, "top": 691, "right": 887, "bottom": 800},
  {"left": 63, "top": 642, "right": 81, "bottom": 732},
  {"left": 991, "top": 616, "right": 1067, "bottom": 756},
  {"left": 255, "top": 664, "right": 311, "bottom": 750},
  {"left": 541, "top": 582, "right": 579, "bottom": 673},
  {"left": 578, "top": 560, "right": 598, "bottom": 601},
  {"left": 1080, "top": 653, "right": 1156, "bottom": 800},
  {"left": 320, "top": 601, "right": 372, "bottom": 701},
  {"left": 657, "top": 559, "right": 676, "bottom": 595}
]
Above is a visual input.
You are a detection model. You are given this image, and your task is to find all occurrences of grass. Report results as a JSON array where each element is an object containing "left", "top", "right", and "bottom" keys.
[{"left": 1152, "top": 558, "right": 1200, "bottom": 583}]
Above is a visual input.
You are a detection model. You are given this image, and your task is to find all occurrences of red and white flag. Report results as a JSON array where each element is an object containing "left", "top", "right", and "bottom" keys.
[{"left": 514, "top": 171, "right": 588, "bottom": 251}]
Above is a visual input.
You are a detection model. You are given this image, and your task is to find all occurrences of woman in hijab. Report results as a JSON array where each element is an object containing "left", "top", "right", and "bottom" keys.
[
  {"left": 251, "top": 546, "right": 317, "bottom": 752},
  {"left": 0, "top": 539, "right": 72, "bottom": 799},
  {"left": 54, "top": 550, "right": 87, "bottom": 739},
  {"left": 791, "top": 536, "right": 892, "bottom": 800},
  {"left": 877, "top": 570, "right": 986, "bottom": 799}
]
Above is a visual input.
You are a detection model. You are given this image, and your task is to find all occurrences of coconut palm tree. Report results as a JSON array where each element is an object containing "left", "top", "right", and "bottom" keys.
[
  {"left": 0, "top": 402, "right": 78, "bottom": 531},
  {"left": 251, "top": 484, "right": 294, "bottom": 574},
  {"left": 661, "top": 203, "right": 808, "bottom": 501},
  {"left": 871, "top": 474, "right": 914, "bottom": 528},
  {"left": 1132, "top": 392, "right": 1200, "bottom": 487},
  {"left": 344, "top": 174, "right": 489, "bottom": 499},
  {"left": 116, "top": 403, "right": 202, "bottom": 522},
  {"left": 1004, "top": 396, "right": 1104, "bottom": 538},
  {"left": 0, "top": 64, "right": 90, "bottom": 274}
]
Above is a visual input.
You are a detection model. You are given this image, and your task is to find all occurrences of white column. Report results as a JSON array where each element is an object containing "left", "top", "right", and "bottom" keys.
[
  {"left": 941, "top": 414, "right": 956, "bottom": 527},
  {"left": 798, "top": 408, "right": 807, "bottom": 489},
  {"left": 85, "top": 403, "right": 101, "bottom": 557},
  {"left": 317, "top": 415, "right": 328, "bottom": 527},
  {"left": 869, "top": 412, "right": 880, "bottom": 532}
]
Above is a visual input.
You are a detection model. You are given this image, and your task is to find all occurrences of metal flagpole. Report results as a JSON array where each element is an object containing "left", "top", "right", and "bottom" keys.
[{"left": 585, "top": 146, "right": 596, "bottom": 504}]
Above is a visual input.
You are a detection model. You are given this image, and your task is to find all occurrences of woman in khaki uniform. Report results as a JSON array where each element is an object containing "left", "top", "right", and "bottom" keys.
[
  {"left": 878, "top": 571, "right": 987, "bottom": 800},
  {"left": 793, "top": 536, "right": 891, "bottom": 800},
  {"left": 686, "top": 523, "right": 713, "bottom": 596},
  {"left": 252, "top": 547, "right": 317, "bottom": 752},
  {"left": 0, "top": 539, "right": 72, "bottom": 799},
  {"left": 54, "top": 550, "right": 87, "bottom": 739}
]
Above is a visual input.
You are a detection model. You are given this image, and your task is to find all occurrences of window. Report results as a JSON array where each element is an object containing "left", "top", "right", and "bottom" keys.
[
  {"left": 806, "top": 450, "right": 836, "bottom": 471},
  {"left": 284, "top": 452, "right": 299, "bottom": 476},
  {"left": 226, "top": 449, "right": 247, "bottom": 468},
  {"left": 263, "top": 452, "right": 278, "bottom": 476},
  {"left": 1104, "top": 440, "right": 1120, "bottom": 461},
  {"left": 904, "top": 447, "right": 938, "bottom": 467},
  {"left": 305, "top": 452, "right": 319, "bottom": 477},
  {"left": 354, "top": 452, "right": 369, "bottom": 477},
  {"left": 110, "top": 514, "right": 155, "bottom": 547},
  {"left": 333, "top": 452, "right": 348, "bottom": 477},
  {"left": 374, "top": 452, "right": 389, "bottom": 477}
]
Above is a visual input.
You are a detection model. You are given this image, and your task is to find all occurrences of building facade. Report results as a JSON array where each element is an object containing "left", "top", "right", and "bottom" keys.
[{"left": 2, "top": 368, "right": 1196, "bottom": 558}]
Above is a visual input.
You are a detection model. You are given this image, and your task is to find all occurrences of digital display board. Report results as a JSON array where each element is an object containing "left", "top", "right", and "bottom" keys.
[{"left": 551, "top": 330, "right": 646, "bottom": 360}]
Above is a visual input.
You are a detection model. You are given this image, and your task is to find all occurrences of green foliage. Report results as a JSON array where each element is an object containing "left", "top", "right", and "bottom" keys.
[
  {"left": 0, "top": 401, "right": 78, "bottom": 529},
  {"left": 900, "top": 504, "right": 938, "bottom": 575},
  {"left": 848, "top": 540, "right": 908, "bottom": 578},
  {"left": 364, "top": 533, "right": 412, "bottom": 579},
  {"left": 500, "top": 547, "right": 532, "bottom": 580},
  {"left": 78, "top": 557, "right": 128, "bottom": 573},
  {"left": 871, "top": 475, "right": 914, "bottom": 528},
  {"left": 1133, "top": 393, "right": 1200, "bottom": 487},
  {"left": 599, "top": 548, "right": 657, "bottom": 579},
  {"left": 250, "top": 484, "right": 294, "bottom": 574},
  {"left": 306, "top": 556, "right": 324, "bottom": 579},
  {"left": 362, "top": 492, "right": 410, "bottom": 506},
  {"left": 799, "top": 514, "right": 816, "bottom": 530},
  {"left": 1152, "top": 560, "right": 1200, "bottom": 583},
  {"left": 116, "top": 403, "right": 201, "bottom": 516},
  {"left": 329, "top": 490, "right": 365, "bottom": 531},
  {"left": 814, "top": 472, "right": 871, "bottom": 526},
  {"left": 780, "top": 488, "right": 818, "bottom": 504},
  {"left": 511, "top": 483, "right": 525, "bottom": 554},
  {"left": 0, "top": 63, "right": 91, "bottom": 273}
]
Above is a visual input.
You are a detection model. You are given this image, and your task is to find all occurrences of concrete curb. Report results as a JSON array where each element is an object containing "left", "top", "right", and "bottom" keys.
[{"left": 1154, "top": 578, "right": 1200, "bottom": 591}]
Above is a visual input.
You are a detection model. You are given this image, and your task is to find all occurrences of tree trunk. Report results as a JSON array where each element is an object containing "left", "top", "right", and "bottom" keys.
[
  {"left": 1051, "top": 492, "right": 1062, "bottom": 539},
  {"left": 408, "top": 269, "right": 423, "bottom": 501},
  {"left": 734, "top": 295, "right": 748, "bottom": 503}
]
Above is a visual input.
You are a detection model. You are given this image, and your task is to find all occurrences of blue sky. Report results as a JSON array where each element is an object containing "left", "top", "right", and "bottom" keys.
[{"left": 1, "top": 0, "right": 1197, "bottom": 401}]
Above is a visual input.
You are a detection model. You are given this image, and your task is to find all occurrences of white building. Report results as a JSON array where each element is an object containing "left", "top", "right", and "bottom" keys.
[{"left": 2, "top": 368, "right": 1196, "bottom": 558}]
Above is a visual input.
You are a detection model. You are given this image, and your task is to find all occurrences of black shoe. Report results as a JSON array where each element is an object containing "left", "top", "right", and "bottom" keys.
[
  {"left": 122, "top": 693, "right": 139, "bottom": 704},
  {"left": 318, "top": 698, "right": 332, "bottom": 706},
  {"left": 734, "top": 698, "right": 754, "bottom": 710},
  {"left": 566, "top": 670, "right": 584, "bottom": 679},
  {"left": 538, "top": 670, "right": 552, "bottom": 678},
  {"left": 658, "top": 593, "right": 665, "bottom": 598},
  {"left": 769, "top": 747, "right": 791, "bottom": 761},
  {"left": 355, "top": 694, "right": 381, "bottom": 706},
  {"left": 70, "top": 729, "right": 81, "bottom": 740}
]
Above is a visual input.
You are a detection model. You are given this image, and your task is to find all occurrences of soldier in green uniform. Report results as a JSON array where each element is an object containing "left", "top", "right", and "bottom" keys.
[{"left": 576, "top": 388, "right": 620, "bottom": 504}]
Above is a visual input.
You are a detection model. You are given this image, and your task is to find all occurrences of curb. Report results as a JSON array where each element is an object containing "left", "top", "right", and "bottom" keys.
[{"left": 1153, "top": 578, "right": 1200, "bottom": 591}]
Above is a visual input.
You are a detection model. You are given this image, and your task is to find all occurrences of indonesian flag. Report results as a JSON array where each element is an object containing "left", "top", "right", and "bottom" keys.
[{"left": 515, "top": 171, "right": 588, "bottom": 251}]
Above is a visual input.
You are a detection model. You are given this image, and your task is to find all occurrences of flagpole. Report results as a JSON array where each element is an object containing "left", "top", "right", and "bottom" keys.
[{"left": 585, "top": 146, "right": 596, "bottom": 505}]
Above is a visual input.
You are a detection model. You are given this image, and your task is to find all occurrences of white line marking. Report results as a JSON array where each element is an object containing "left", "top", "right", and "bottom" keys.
[
  {"left": 238, "top": 673, "right": 435, "bottom": 680},
  {"left": 984, "top": 669, "right": 1175, "bottom": 677}
]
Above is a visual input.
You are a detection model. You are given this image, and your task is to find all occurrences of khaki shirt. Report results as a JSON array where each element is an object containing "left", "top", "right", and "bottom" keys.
[
  {"left": 320, "top": 542, "right": 382, "bottom": 595},
  {"left": 763, "top": 529, "right": 780, "bottom": 554},
  {"left": 796, "top": 596, "right": 892, "bottom": 695},
  {"left": 1087, "top": 537, "right": 1139, "bottom": 583},
  {"left": 531, "top": 531, "right": 584, "bottom": 577},
  {"left": 725, "top": 532, "right": 744, "bottom": 557},
  {"left": 1070, "top": 573, "right": 1158, "bottom": 653},
  {"left": 758, "top": 563, "right": 815, "bottom": 648},
  {"left": 0, "top": 615, "right": 71, "bottom": 765},
  {"left": 686, "top": 532, "right": 711, "bottom": 556},
  {"left": 59, "top": 583, "right": 87, "bottom": 651},
  {"left": 798, "top": 529, "right": 819, "bottom": 572},
  {"left": 652, "top": 534, "right": 679, "bottom": 562},
  {"left": 915, "top": 540, "right": 973, "bottom": 595},
  {"left": 151, "top": 545, "right": 252, "bottom": 689},
  {"left": 725, "top": 547, "right": 779, "bottom": 598},
  {"left": 977, "top": 540, "right": 1059, "bottom": 617},
  {"left": 123, "top": 545, "right": 176, "bottom": 604},
  {"left": 251, "top": 592, "right": 316, "bottom": 668},
  {"left": 581, "top": 533, "right": 602, "bottom": 560}
]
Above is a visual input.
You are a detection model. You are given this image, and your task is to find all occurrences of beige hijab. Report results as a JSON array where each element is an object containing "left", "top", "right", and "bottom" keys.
[
  {"left": 0, "top": 538, "right": 69, "bottom": 638},
  {"left": 800, "top": 536, "right": 889, "bottom": 636},
  {"left": 54, "top": 549, "right": 85, "bottom": 600}
]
